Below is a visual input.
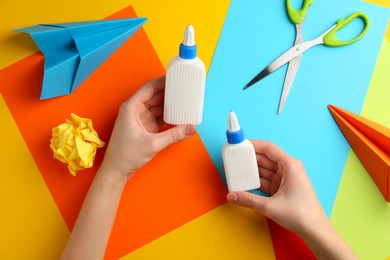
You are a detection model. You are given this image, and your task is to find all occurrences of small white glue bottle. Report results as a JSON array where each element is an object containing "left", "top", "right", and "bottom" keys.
[
  {"left": 222, "top": 111, "right": 261, "bottom": 192},
  {"left": 164, "top": 24, "right": 206, "bottom": 125}
]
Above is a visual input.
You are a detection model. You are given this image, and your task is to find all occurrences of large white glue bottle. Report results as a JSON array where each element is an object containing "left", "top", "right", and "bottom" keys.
[
  {"left": 222, "top": 111, "right": 261, "bottom": 192},
  {"left": 164, "top": 24, "right": 206, "bottom": 125}
]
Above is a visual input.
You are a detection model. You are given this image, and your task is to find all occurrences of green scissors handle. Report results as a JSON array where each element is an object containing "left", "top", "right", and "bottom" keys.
[
  {"left": 286, "top": 0, "right": 314, "bottom": 24},
  {"left": 323, "top": 12, "right": 370, "bottom": 47}
]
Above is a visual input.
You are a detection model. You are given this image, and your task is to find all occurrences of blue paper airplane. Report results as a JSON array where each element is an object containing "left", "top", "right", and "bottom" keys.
[{"left": 15, "top": 17, "right": 147, "bottom": 99}]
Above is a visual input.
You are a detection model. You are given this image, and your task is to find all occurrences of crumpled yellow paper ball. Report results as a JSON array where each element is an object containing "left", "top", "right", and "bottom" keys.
[{"left": 50, "top": 113, "right": 105, "bottom": 176}]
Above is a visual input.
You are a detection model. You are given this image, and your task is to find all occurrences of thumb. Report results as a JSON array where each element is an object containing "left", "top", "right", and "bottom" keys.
[
  {"left": 156, "top": 124, "right": 196, "bottom": 151},
  {"left": 226, "top": 191, "right": 269, "bottom": 213}
]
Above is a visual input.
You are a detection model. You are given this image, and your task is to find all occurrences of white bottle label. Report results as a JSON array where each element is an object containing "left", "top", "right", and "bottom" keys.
[
  {"left": 164, "top": 57, "right": 206, "bottom": 125},
  {"left": 222, "top": 140, "right": 261, "bottom": 192}
]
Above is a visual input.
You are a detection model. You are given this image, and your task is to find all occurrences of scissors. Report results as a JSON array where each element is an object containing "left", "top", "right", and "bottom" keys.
[{"left": 243, "top": 0, "right": 370, "bottom": 114}]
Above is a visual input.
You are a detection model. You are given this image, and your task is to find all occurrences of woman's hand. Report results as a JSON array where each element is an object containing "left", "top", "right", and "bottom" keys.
[
  {"left": 226, "top": 140, "right": 325, "bottom": 233},
  {"left": 100, "top": 76, "right": 196, "bottom": 180},
  {"left": 226, "top": 140, "right": 357, "bottom": 259},
  {"left": 61, "top": 77, "right": 196, "bottom": 260}
]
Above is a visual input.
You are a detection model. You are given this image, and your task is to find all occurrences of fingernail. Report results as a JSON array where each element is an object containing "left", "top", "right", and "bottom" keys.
[
  {"left": 185, "top": 124, "right": 196, "bottom": 136},
  {"left": 226, "top": 193, "right": 238, "bottom": 203}
]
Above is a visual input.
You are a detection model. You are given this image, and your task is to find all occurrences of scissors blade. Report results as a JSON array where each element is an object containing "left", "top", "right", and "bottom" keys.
[
  {"left": 278, "top": 22, "right": 304, "bottom": 114},
  {"left": 278, "top": 54, "right": 302, "bottom": 114},
  {"left": 243, "top": 23, "right": 333, "bottom": 91},
  {"left": 277, "top": 25, "right": 337, "bottom": 113},
  {"left": 243, "top": 44, "right": 306, "bottom": 90}
]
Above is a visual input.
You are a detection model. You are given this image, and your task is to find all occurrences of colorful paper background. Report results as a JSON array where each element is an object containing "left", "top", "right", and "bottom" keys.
[{"left": 0, "top": 0, "right": 389, "bottom": 259}]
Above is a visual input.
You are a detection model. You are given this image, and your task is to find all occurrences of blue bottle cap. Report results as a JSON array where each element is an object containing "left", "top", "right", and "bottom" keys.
[
  {"left": 179, "top": 43, "right": 196, "bottom": 59},
  {"left": 226, "top": 128, "right": 245, "bottom": 144}
]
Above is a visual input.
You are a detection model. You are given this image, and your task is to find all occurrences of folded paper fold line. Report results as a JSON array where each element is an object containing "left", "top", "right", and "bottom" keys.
[
  {"left": 328, "top": 104, "right": 390, "bottom": 202},
  {"left": 14, "top": 17, "right": 147, "bottom": 99}
]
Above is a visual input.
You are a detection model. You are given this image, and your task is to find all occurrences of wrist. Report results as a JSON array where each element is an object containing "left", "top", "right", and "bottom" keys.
[
  {"left": 295, "top": 210, "right": 329, "bottom": 239},
  {"left": 296, "top": 213, "right": 357, "bottom": 259},
  {"left": 99, "top": 155, "right": 137, "bottom": 179},
  {"left": 95, "top": 163, "right": 130, "bottom": 191},
  {"left": 296, "top": 215, "right": 331, "bottom": 243}
]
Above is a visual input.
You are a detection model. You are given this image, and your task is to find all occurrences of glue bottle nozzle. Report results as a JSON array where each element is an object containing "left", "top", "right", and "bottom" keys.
[
  {"left": 228, "top": 111, "right": 241, "bottom": 132},
  {"left": 183, "top": 24, "right": 195, "bottom": 46}
]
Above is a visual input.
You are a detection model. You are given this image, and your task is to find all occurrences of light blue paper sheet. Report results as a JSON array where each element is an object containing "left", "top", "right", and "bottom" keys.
[{"left": 198, "top": 0, "right": 390, "bottom": 216}]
